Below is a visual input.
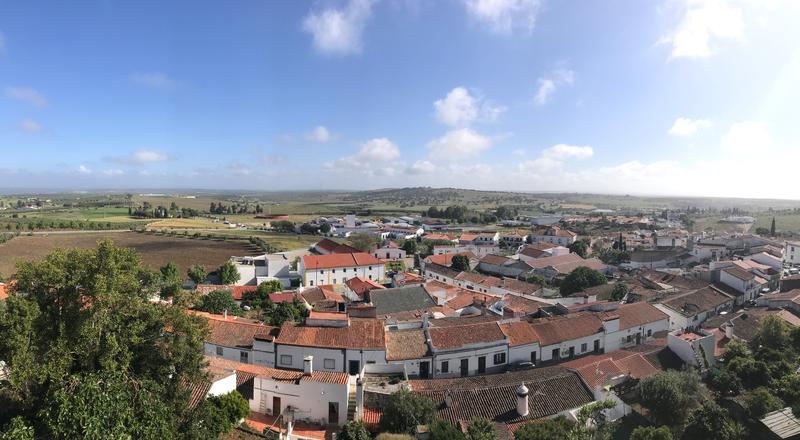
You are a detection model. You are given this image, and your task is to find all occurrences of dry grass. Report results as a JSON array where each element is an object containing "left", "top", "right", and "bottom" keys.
[
  {"left": 0, "top": 231, "right": 258, "bottom": 276},
  {"left": 147, "top": 218, "right": 232, "bottom": 229}
]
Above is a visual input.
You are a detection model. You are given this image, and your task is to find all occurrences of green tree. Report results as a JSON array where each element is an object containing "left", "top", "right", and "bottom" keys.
[
  {"left": 559, "top": 266, "right": 607, "bottom": 296},
  {"left": 402, "top": 239, "right": 418, "bottom": 254},
  {"left": 338, "top": 420, "right": 371, "bottom": 440},
  {"left": 709, "top": 368, "right": 742, "bottom": 397},
  {"left": 160, "top": 262, "right": 182, "bottom": 297},
  {"left": 187, "top": 265, "right": 208, "bottom": 285},
  {"left": 379, "top": 388, "right": 435, "bottom": 434},
  {"left": 754, "top": 315, "right": 790, "bottom": 350},
  {"left": 514, "top": 417, "right": 573, "bottom": 440},
  {"left": 451, "top": 254, "right": 470, "bottom": 272},
  {"left": 466, "top": 418, "right": 496, "bottom": 440},
  {"left": 184, "top": 391, "right": 250, "bottom": 439},
  {"left": 349, "top": 233, "right": 379, "bottom": 252},
  {"left": 429, "top": 420, "right": 466, "bottom": 440},
  {"left": 743, "top": 387, "right": 783, "bottom": 420},
  {"left": 682, "top": 402, "right": 744, "bottom": 440},
  {"left": 0, "top": 241, "right": 212, "bottom": 439},
  {"left": 217, "top": 261, "right": 241, "bottom": 285},
  {"left": 0, "top": 417, "right": 34, "bottom": 440},
  {"left": 568, "top": 238, "right": 590, "bottom": 258},
  {"left": 196, "top": 290, "right": 242, "bottom": 316},
  {"left": 770, "top": 217, "right": 776, "bottom": 236},
  {"left": 630, "top": 426, "right": 673, "bottom": 440},
  {"left": 257, "top": 280, "right": 284, "bottom": 296},
  {"left": 609, "top": 283, "right": 629, "bottom": 301},
  {"left": 637, "top": 369, "right": 703, "bottom": 429},
  {"left": 320, "top": 223, "right": 332, "bottom": 234}
]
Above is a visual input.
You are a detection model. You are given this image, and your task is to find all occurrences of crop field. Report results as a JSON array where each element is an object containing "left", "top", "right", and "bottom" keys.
[{"left": 0, "top": 231, "right": 258, "bottom": 276}]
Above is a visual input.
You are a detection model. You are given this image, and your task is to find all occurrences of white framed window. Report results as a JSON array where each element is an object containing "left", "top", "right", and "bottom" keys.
[
  {"left": 216, "top": 346, "right": 223, "bottom": 356},
  {"left": 493, "top": 353, "right": 506, "bottom": 365},
  {"left": 280, "top": 355, "right": 292, "bottom": 365},
  {"left": 240, "top": 351, "right": 249, "bottom": 363}
]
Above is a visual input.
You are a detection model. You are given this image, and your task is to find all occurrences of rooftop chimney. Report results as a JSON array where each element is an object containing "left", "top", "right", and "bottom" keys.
[
  {"left": 303, "top": 356, "right": 313, "bottom": 376},
  {"left": 516, "top": 383, "right": 529, "bottom": 417},
  {"left": 725, "top": 323, "right": 734, "bottom": 340},
  {"left": 223, "top": 309, "right": 228, "bottom": 319}
]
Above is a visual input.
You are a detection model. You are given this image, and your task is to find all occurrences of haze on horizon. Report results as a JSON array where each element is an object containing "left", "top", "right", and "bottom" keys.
[{"left": 1, "top": 1, "right": 798, "bottom": 199}]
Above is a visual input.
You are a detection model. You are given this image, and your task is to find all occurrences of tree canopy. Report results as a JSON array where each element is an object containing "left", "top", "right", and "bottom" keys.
[
  {"left": 217, "top": 261, "right": 241, "bottom": 285},
  {"left": 187, "top": 264, "right": 208, "bottom": 285},
  {"left": 637, "top": 369, "right": 703, "bottom": 429},
  {"left": 559, "top": 266, "right": 607, "bottom": 296},
  {"left": 451, "top": 254, "right": 471, "bottom": 272},
  {"left": 0, "top": 240, "right": 226, "bottom": 438},
  {"left": 379, "top": 388, "right": 435, "bottom": 434}
]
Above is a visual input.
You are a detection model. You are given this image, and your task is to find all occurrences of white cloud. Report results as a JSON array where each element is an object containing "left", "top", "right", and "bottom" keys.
[
  {"left": 305, "top": 126, "right": 336, "bottom": 143},
  {"left": 721, "top": 121, "right": 771, "bottom": 154},
  {"left": 78, "top": 165, "right": 92, "bottom": 174},
  {"left": 534, "top": 68, "right": 574, "bottom": 105},
  {"left": 102, "top": 169, "right": 124, "bottom": 176},
  {"left": 328, "top": 138, "right": 401, "bottom": 174},
  {"left": 129, "top": 72, "right": 179, "bottom": 90},
  {"left": 668, "top": 117, "right": 712, "bottom": 136},
  {"left": 426, "top": 128, "right": 492, "bottom": 161},
  {"left": 5, "top": 87, "right": 48, "bottom": 108},
  {"left": 512, "top": 148, "right": 526, "bottom": 156},
  {"left": 227, "top": 163, "right": 253, "bottom": 176},
  {"left": 433, "top": 87, "right": 506, "bottom": 127},
  {"left": 302, "top": 0, "right": 375, "bottom": 56},
  {"left": 407, "top": 160, "right": 437, "bottom": 174},
  {"left": 541, "top": 143, "right": 593, "bottom": 160},
  {"left": 108, "top": 149, "right": 170, "bottom": 165},
  {"left": 18, "top": 119, "right": 43, "bottom": 133},
  {"left": 664, "top": 0, "right": 745, "bottom": 59},
  {"left": 517, "top": 144, "right": 593, "bottom": 173},
  {"left": 463, "top": 0, "right": 541, "bottom": 34}
]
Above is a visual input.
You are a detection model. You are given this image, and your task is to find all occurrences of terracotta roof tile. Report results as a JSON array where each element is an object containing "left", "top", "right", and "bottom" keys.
[
  {"left": 499, "top": 321, "right": 540, "bottom": 346},
  {"left": 428, "top": 322, "right": 506, "bottom": 350},
  {"left": 385, "top": 329, "right": 431, "bottom": 360},
  {"left": 615, "top": 302, "right": 669, "bottom": 330},
  {"left": 236, "top": 363, "right": 349, "bottom": 385},
  {"left": 529, "top": 313, "right": 604, "bottom": 346},
  {"left": 302, "top": 253, "right": 384, "bottom": 270},
  {"left": 275, "top": 318, "right": 385, "bottom": 350}
]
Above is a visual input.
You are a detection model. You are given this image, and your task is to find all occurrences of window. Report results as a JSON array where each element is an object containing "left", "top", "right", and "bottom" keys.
[
  {"left": 332, "top": 269, "right": 336, "bottom": 274},
  {"left": 216, "top": 346, "right": 223, "bottom": 356},
  {"left": 324, "top": 358, "right": 335, "bottom": 369},
  {"left": 581, "top": 343, "right": 587, "bottom": 353},
  {"left": 369, "top": 266, "right": 373, "bottom": 270},
  {"left": 647, "top": 329, "right": 652, "bottom": 337},
  {"left": 441, "top": 361, "right": 449, "bottom": 373},
  {"left": 309, "top": 280, "right": 314, "bottom": 286},
  {"left": 368, "top": 275, "right": 373, "bottom": 280},
  {"left": 626, "top": 335, "right": 632, "bottom": 343},
  {"left": 333, "top": 278, "right": 337, "bottom": 284},
  {"left": 280, "top": 355, "right": 292, "bottom": 366},
  {"left": 552, "top": 348, "right": 560, "bottom": 360},
  {"left": 240, "top": 351, "right": 249, "bottom": 363},
  {"left": 493, "top": 353, "right": 506, "bottom": 365}
]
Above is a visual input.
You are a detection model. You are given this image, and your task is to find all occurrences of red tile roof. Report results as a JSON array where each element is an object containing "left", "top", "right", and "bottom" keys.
[
  {"left": 198, "top": 313, "right": 276, "bottom": 348},
  {"left": 313, "top": 238, "right": 361, "bottom": 254},
  {"left": 428, "top": 321, "right": 506, "bottom": 350},
  {"left": 302, "top": 252, "right": 384, "bottom": 270},
  {"left": 614, "top": 302, "right": 669, "bottom": 330},
  {"left": 345, "top": 276, "right": 386, "bottom": 298},
  {"left": 231, "top": 285, "right": 258, "bottom": 301},
  {"left": 723, "top": 266, "right": 756, "bottom": 281},
  {"left": 499, "top": 321, "right": 540, "bottom": 346},
  {"left": 0, "top": 283, "right": 7, "bottom": 301},
  {"left": 275, "top": 318, "right": 386, "bottom": 350},
  {"left": 425, "top": 251, "right": 477, "bottom": 267},
  {"left": 385, "top": 329, "right": 431, "bottom": 360},
  {"left": 236, "top": 363, "right": 349, "bottom": 385},
  {"left": 561, "top": 350, "right": 660, "bottom": 389},
  {"left": 529, "top": 313, "right": 604, "bottom": 346}
]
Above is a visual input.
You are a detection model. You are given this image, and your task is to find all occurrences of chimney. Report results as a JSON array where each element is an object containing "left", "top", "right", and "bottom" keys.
[
  {"left": 516, "top": 383, "right": 529, "bottom": 417},
  {"left": 303, "top": 356, "right": 313, "bottom": 375},
  {"left": 422, "top": 312, "right": 430, "bottom": 330},
  {"left": 725, "top": 323, "right": 734, "bottom": 340},
  {"left": 223, "top": 309, "right": 228, "bottom": 319}
]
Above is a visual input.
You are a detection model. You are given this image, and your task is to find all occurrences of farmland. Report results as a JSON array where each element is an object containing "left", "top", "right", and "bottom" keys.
[{"left": 0, "top": 231, "right": 259, "bottom": 276}]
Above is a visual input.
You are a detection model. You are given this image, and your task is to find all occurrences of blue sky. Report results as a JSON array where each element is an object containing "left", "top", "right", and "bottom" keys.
[{"left": 1, "top": 0, "right": 799, "bottom": 198}]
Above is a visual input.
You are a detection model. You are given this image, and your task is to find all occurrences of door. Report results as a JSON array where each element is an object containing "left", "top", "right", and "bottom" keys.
[
  {"left": 348, "top": 360, "right": 360, "bottom": 375},
  {"left": 530, "top": 351, "right": 537, "bottom": 364},
  {"left": 477, "top": 356, "right": 486, "bottom": 374},
  {"left": 593, "top": 339, "right": 600, "bottom": 353},
  {"left": 328, "top": 402, "right": 339, "bottom": 425},
  {"left": 460, "top": 359, "right": 469, "bottom": 377},
  {"left": 568, "top": 347, "right": 575, "bottom": 358},
  {"left": 636, "top": 333, "right": 642, "bottom": 345},
  {"left": 273, "top": 396, "right": 281, "bottom": 416},
  {"left": 420, "top": 361, "right": 430, "bottom": 379}
]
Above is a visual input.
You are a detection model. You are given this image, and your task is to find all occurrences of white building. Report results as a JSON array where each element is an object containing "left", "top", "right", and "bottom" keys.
[
  {"left": 373, "top": 242, "right": 407, "bottom": 260},
  {"left": 299, "top": 253, "right": 385, "bottom": 287},
  {"left": 719, "top": 267, "right": 759, "bottom": 304},
  {"left": 197, "top": 311, "right": 278, "bottom": 367},
  {"left": 654, "top": 285, "right": 735, "bottom": 330},
  {"left": 274, "top": 314, "right": 386, "bottom": 375},
  {"left": 529, "top": 226, "right": 578, "bottom": 246},
  {"left": 231, "top": 254, "right": 292, "bottom": 288},
  {"left": 785, "top": 241, "right": 800, "bottom": 266},
  {"left": 237, "top": 356, "right": 352, "bottom": 426}
]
